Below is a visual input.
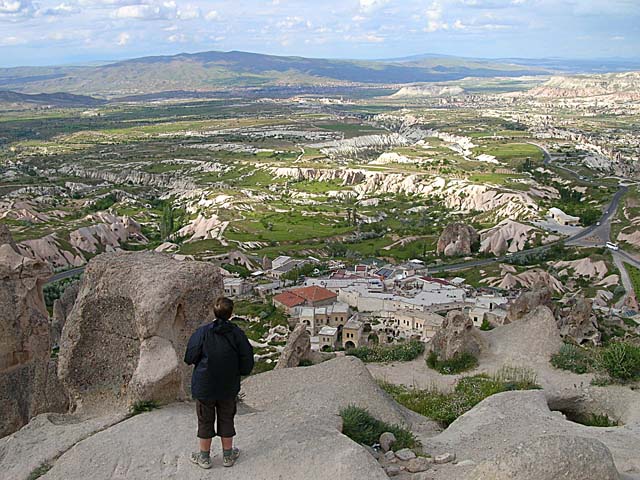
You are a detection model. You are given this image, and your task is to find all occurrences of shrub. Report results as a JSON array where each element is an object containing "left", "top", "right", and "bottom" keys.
[
  {"left": 426, "top": 351, "right": 478, "bottom": 375},
  {"left": 567, "top": 412, "right": 619, "bottom": 428},
  {"left": 380, "top": 367, "right": 540, "bottom": 428},
  {"left": 346, "top": 340, "right": 424, "bottom": 363},
  {"left": 298, "top": 359, "right": 313, "bottom": 367},
  {"left": 27, "top": 464, "right": 52, "bottom": 480},
  {"left": 130, "top": 400, "right": 160, "bottom": 416},
  {"left": 339, "top": 405, "right": 419, "bottom": 450},
  {"left": 598, "top": 342, "right": 640, "bottom": 381},
  {"left": 479, "top": 319, "right": 494, "bottom": 331},
  {"left": 551, "top": 344, "right": 595, "bottom": 375}
]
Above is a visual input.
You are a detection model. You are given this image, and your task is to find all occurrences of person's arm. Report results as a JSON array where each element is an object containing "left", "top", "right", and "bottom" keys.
[
  {"left": 236, "top": 330, "right": 255, "bottom": 376},
  {"left": 184, "top": 328, "right": 204, "bottom": 366}
]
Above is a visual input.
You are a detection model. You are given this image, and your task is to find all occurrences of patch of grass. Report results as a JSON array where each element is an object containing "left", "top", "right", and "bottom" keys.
[
  {"left": 625, "top": 264, "right": 640, "bottom": 301},
  {"left": 551, "top": 343, "right": 596, "bottom": 375},
  {"left": 346, "top": 340, "right": 424, "bottom": 363},
  {"left": 251, "top": 360, "right": 277, "bottom": 375},
  {"left": 598, "top": 342, "right": 640, "bottom": 381},
  {"left": 380, "top": 366, "right": 540, "bottom": 427},
  {"left": 27, "top": 464, "right": 52, "bottom": 480},
  {"left": 568, "top": 412, "right": 619, "bottom": 428},
  {"left": 130, "top": 400, "right": 160, "bottom": 416},
  {"left": 551, "top": 341, "right": 640, "bottom": 383},
  {"left": 339, "top": 405, "right": 419, "bottom": 450},
  {"left": 426, "top": 351, "right": 478, "bottom": 375}
]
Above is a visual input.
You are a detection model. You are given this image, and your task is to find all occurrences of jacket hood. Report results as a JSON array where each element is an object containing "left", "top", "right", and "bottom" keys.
[{"left": 210, "top": 318, "right": 234, "bottom": 334}]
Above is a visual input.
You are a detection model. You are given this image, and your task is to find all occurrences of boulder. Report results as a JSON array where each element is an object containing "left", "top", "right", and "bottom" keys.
[
  {"left": 507, "top": 286, "right": 553, "bottom": 323},
  {"left": 51, "top": 281, "right": 80, "bottom": 347},
  {"left": 470, "top": 435, "right": 619, "bottom": 480},
  {"left": 275, "top": 323, "right": 311, "bottom": 369},
  {"left": 57, "top": 251, "right": 223, "bottom": 412},
  {"left": 558, "top": 295, "right": 601, "bottom": 346},
  {"left": 437, "top": 223, "right": 479, "bottom": 257},
  {"left": 379, "top": 431, "right": 396, "bottom": 453},
  {"left": 0, "top": 241, "right": 68, "bottom": 438},
  {"left": 430, "top": 310, "right": 481, "bottom": 361},
  {"left": 0, "top": 224, "right": 18, "bottom": 252}
]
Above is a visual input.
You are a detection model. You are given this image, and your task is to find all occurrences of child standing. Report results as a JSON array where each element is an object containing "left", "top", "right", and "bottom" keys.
[{"left": 184, "top": 296, "right": 254, "bottom": 469}]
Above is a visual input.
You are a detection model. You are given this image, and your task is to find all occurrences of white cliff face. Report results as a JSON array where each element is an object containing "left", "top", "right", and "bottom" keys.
[
  {"left": 17, "top": 213, "right": 147, "bottom": 269},
  {"left": 391, "top": 85, "right": 464, "bottom": 98},
  {"left": 526, "top": 72, "right": 640, "bottom": 100},
  {"left": 554, "top": 258, "right": 609, "bottom": 280},
  {"left": 480, "top": 220, "right": 540, "bottom": 256},
  {"left": 482, "top": 268, "right": 565, "bottom": 294},
  {"left": 177, "top": 214, "right": 229, "bottom": 242},
  {"left": 267, "top": 167, "right": 541, "bottom": 220},
  {"left": 18, "top": 235, "right": 85, "bottom": 269},
  {"left": 314, "top": 133, "right": 411, "bottom": 158}
]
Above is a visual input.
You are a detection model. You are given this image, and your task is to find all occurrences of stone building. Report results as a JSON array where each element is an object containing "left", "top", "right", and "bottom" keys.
[{"left": 342, "top": 318, "right": 364, "bottom": 349}]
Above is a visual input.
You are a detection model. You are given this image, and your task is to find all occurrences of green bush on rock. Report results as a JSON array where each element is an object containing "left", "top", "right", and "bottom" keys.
[
  {"left": 346, "top": 340, "right": 424, "bottom": 363},
  {"left": 426, "top": 351, "right": 478, "bottom": 375},
  {"left": 340, "top": 405, "right": 419, "bottom": 451}
]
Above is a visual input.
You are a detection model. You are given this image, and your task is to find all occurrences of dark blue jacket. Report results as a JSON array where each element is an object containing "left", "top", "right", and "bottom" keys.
[{"left": 184, "top": 319, "right": 254, "bottom": 401}]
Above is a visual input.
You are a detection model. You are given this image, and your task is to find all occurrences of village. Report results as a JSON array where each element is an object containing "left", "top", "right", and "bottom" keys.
[{"left": 223, "top": 252, "right": 511, "bottom": 353}]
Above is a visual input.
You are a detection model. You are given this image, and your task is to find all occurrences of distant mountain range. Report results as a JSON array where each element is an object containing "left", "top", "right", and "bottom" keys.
[{"left": 0, "top": 50, "right": 638, "bottom": 99}]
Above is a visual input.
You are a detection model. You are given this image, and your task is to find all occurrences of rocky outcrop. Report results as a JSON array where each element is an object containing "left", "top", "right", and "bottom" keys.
[
  {"left": 480, "top": 220, "right": 538, "bottom": 256},
  {"left": 507, "top": 287, "right": 554, "bottom": 323},
  {"left": 486, "top": 269, "right": 564, "bottom": 295},
  {"left": 470, "top": 434, "right": 619, "bottom": 480},
  {"left": 437, "top": 223, "right": 479, "bottom": 257},
  {"left": 558, "top": 295, "right": 601, "bottom": 346},
  {"left": 275, "top": 323, "right": 311, "bottom": 369},
  {"left": 0, "top": 240, "right": 68, "bottom": 438},
  {"left": 316, "top": 133, "right": 411, "bottom": 158},
  {"left": 58, "top": 251, "right": 223, "bottom": 412},
  {"left": 0, "top": 224, "right": 18, "bottom": 251},
  {"left": 51, "top": 282, "right": 80, "bottom": 347},
  {"left": 177, "top": 214, "right": 229, "bottom": 243},
  {"left": 268, "top": 167, "right": 540, "bottom": 220},
  {"left": 430, "top": 311, "right": 481, "bottom": 361},
  {"left": 391, "top": 85, "right": 464, "bottom": 98},
  {"left": 525, "top": 71, "right": 640, "bottom": 100},
  {"left": 1, "top": 357, "right": 410, "bottom": 480}
]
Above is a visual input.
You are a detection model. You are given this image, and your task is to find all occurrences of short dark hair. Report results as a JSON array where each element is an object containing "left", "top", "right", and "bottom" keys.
[{"left": 214, "top": 296, "right": 234, "bottom": 320}]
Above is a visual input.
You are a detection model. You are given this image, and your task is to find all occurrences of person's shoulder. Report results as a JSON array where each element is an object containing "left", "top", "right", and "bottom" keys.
[
  {"left": 229, "top": 322, "right": 248, "bottom": 337},
  {"left": 192, "top": 322, "right": 213, "bottom": 337}
]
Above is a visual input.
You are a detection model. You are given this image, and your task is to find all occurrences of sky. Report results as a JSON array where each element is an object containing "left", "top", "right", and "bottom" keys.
[{"left": 0, "top": 0, "right": 639, "bottom": 67}]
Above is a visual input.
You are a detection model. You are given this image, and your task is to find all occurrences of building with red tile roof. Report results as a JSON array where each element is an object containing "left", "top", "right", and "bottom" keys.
[{"left": 273, "top": 285, "right": 338, "bottom": 312}]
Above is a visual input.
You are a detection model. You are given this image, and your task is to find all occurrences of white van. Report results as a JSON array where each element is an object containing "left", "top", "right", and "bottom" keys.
[{"left": 606, "top": 242, "right": 620, "bottom": 251}]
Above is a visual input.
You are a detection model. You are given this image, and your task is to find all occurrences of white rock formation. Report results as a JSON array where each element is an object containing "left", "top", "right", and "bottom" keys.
[
  {"left": 480, "top": 220, "right": 538, "bottom": 256},
  {"left": 177, "top": 214, "right": 229, "bottom": 242}
]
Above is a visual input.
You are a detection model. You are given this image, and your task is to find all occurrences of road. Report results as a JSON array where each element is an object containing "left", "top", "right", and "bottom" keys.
[
  {"left": 566, "top": 186, "right": 627, "bottom": 247},
  {"left": 46, "top": 267, "right": 86, "bottom": 284}
]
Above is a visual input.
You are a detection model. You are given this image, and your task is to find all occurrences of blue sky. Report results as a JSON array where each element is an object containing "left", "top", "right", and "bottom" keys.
[{"left": 0, "top": 0, "right": 638, "bottom": 67}]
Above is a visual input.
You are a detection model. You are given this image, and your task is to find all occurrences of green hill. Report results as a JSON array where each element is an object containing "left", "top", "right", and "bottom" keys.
[{"left": 0, "top": 50, "right": 547, "bottom": 98}]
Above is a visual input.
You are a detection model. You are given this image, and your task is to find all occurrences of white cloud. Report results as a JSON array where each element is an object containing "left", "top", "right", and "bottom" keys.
[
  {"left": 0, "top": 34, "right": 27, "bottom": 45},
  {"left": 177, "top": 4, "right": 199, "bottom": 20},
  {"left": 204, "top": 9, "right": 219, "bottom": 21},
  {"left": 424, "top": 1, "right": 448, "bottom": 32},
  {"left": 114, "top": 2, "right": 177, "bottom": 20},
  {"left": 117, "top": 31, "right": 130, "bottom": 45},
  {"left": 37, "top": 2, "right": 80, "bottom": 16},
  {"left": 167, "top": 32, "right": 187, "bottom": 42},
  {"left": 359, "top": 0, "right": 389, "bottom": 13},
  {"left": 0, "top": 0, "right": 36, "bottom": 19}
]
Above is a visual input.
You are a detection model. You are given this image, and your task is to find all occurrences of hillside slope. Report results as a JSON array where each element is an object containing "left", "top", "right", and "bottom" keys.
[{"left": 0, "top": 50, "right": 545, "bottom": 97}]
